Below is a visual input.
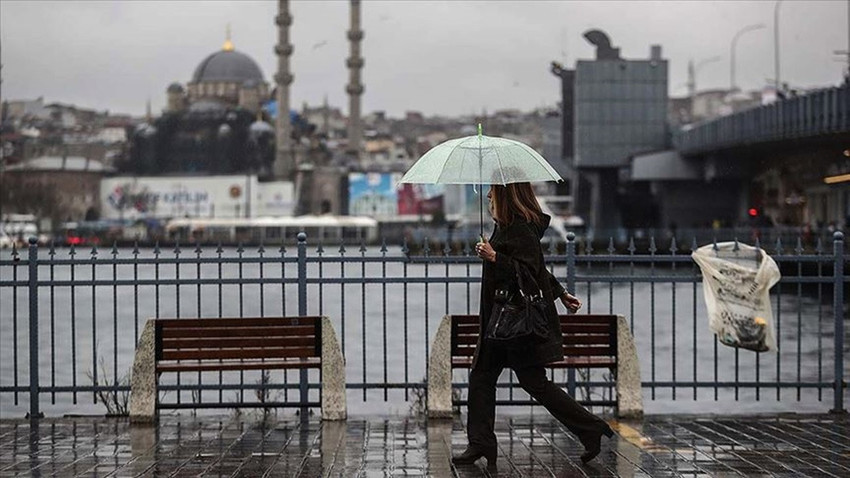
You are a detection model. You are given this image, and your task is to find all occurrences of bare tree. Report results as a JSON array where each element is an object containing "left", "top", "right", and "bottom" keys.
[{"left": 0, "top": 176, "right": 70, "bottom": 228}]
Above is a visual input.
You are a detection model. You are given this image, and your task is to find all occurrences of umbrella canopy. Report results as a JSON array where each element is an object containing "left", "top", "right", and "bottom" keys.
[
  {"left": 399, "top": 125, "right": 563, "bottom": 238},
  {"left": 399, "top": 133, "right": 562, "bottom": 186}
]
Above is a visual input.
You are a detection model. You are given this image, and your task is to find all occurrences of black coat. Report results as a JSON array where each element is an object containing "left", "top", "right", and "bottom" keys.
[{"left": 473, "top": 213, "right": 567, "bottom": 370}]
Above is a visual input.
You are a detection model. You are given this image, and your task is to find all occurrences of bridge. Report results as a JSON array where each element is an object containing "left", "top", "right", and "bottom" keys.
[
  {"left": 629, "top": 83, "right": 850, "bottom": 232},
  {"left": 674, "top": 84, "right": 849, "bottom": 156}
]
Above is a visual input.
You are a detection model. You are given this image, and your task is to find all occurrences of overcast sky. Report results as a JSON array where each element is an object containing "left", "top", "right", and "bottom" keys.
[{"left": 1, "top": 0, "right": 847, "bottom": 118}]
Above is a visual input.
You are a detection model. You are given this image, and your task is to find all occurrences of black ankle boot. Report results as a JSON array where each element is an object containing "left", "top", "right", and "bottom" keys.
[
  {"left": 452, "top": 446, "right": 497, "bottom": 467},
  {"left": 580, "top": 424, "right": 614, "bottom": 464}
]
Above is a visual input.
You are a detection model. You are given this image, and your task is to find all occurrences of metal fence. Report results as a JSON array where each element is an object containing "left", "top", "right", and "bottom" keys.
[{"left": 0, "top": 231, "right": 846, "bottom": 419}]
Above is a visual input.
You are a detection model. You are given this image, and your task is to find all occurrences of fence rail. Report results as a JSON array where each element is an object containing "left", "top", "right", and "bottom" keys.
[{"left": 0, "top": 231, "right": 846, "bottom": 418}]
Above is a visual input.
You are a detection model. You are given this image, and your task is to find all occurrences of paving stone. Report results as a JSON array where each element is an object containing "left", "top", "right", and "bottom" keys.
[{"left": 0, "top": 413, "right": 847, "bottom": 477}]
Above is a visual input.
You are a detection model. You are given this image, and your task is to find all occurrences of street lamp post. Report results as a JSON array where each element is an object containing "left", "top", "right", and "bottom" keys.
[
  {"left": 774, "top": 0, "right": 784, "bottom": 91},
  {"left": 731, "top": 23, "right": 766, "bottom": 92}
]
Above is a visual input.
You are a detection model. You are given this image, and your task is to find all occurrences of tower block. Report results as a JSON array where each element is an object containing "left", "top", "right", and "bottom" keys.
[{"left": 346, "top": 0, "right": 364, "bottom": 161}]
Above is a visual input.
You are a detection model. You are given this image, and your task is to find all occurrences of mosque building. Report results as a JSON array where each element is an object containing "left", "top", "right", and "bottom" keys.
[
  {"left": 123, "top": 0, "right": 363, "bottom": 218},
  {"left": 126, "top": 30, "right": 279, "bottom": 178}
]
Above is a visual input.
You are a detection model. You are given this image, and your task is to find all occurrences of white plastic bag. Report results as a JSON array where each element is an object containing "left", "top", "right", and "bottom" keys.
[{"left": 692, "top": 242, "right": 780, "bottom": 352}]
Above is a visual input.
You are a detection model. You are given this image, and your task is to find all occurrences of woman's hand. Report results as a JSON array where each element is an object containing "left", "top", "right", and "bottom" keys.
[
  {"left": 476, "top": 237, "right": 496, "bottom": 262},
  {"left": 560, "top": 292, "right": 582, "bottom": 313}
]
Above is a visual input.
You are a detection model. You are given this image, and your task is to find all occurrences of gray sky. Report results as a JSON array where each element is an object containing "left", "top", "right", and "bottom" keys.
[{"left": 1, "top": 0, "right": 847, "bottom": 117}]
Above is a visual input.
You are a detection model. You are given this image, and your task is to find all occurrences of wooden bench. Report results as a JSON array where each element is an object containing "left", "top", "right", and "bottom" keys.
[
  {"left": 427, "top": 314, "right": 642, "bottom": 419},
  {"left": 129, "top": 316, "right": 346, "bottom": 422}
]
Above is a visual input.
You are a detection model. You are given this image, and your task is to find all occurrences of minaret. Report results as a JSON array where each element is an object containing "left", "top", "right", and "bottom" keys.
[
  {"left": 322, "top": 94, "right": 330, "bottom": 136},
  {"left": 346, "top": 0, "right": 364, "bottom": 161},
  {"left": 274, "top": 0, "right": 294, "bottom": 180}
]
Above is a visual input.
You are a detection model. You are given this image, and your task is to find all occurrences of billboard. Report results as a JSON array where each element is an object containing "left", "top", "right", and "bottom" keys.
[
  {"left": 101, "top": 175, "right": 294, "bottom": 220},
  {"left": 348, "top": 172, "right": 445, "bottom": 217}
]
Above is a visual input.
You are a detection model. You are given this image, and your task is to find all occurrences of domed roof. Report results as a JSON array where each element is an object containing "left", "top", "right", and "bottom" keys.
[
  {"left": 192, "top": 49, "right": 264, "bottom": 84},
  {"left": 249, "top": 119, "right": 274, "bottom": 135}
]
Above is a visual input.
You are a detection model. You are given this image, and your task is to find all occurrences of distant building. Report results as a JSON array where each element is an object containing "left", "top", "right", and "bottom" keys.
[
  {"left": 669, "top": 88, "right": 764, "bottom": 126},
  {"left": 301, "top": 100, "right": 347, "bottom": 138},
  {"left": 3, "top": 97, "right": 50, "bottom": 123},
  {"left": 126, "top": 32, "right": 276, "bottom": 178},
  {"left": 1, "top": 156, "right": 114, "bottom": 224},
  {"left": 572, "top": 30, "right": 669, "bottom": 231}
]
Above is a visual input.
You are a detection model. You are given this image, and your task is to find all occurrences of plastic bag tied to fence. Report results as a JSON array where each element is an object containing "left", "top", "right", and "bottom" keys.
[{"left": 692, "top": 242, "right": 781, "bottom": 352}]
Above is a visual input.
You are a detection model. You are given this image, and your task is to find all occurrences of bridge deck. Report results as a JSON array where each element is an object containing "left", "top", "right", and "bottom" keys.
[{"left": 1, "top": 413, "right": 847, "bottom": 477}]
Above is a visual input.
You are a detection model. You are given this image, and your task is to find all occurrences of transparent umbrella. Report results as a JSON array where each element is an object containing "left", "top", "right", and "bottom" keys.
[{"left": 399, "top": 124, "right": 563, "bottom": 237}]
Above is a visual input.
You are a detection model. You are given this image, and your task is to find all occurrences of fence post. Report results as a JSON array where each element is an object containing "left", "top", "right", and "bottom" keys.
[
  {"left": 297, "top": 232, "right": 309, "bottom": 416},
  {"left": 832, "top": 231, "right": 845, "bottom": 413},
  {"left": 566, "top": 232, "right": 577, "bottom": 397},
  {"left": 27, "top": 237, "right": 42, "bottom": 419}
]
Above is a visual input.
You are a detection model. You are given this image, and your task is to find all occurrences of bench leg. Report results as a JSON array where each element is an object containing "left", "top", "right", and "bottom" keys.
[
  {"left": 427, "top": 315, "right": 453, "bottom": 419},
  {"left": 615, "top": 315, "right": 644, "bottom": 419},
  {"left": 129, "top": 320, "right": 157, "bottom": 423},
  {"left": 321, "top": 317, "right": 347, "bottom": 421}
]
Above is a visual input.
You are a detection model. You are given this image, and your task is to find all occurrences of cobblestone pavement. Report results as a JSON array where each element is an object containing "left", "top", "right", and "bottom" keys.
[{"left": 0, "top": 413, "right": 848, "bottom": 477}]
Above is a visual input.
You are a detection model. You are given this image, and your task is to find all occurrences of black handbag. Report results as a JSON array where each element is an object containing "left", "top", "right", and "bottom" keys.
[{"left": 484, "top": 261, "right": 549, "bottom": 348}]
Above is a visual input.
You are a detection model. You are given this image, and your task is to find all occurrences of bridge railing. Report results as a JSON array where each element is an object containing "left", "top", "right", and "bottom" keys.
[{"left": 675, "top": 84, "right": 849, "bottom": 155}]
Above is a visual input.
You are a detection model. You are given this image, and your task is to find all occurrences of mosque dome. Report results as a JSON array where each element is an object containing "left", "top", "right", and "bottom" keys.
[
  {"left": 249, "top": 119, "right": 274, "bottom": 135},
  {"left": 192, "top": 49, "right": 264, "bottom": 84}
]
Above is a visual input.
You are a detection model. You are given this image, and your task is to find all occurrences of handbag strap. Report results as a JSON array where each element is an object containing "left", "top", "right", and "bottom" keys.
[
  {"left": 508, "top": 220, "right": 544, "bottom": 297},
  {"left": 512, "top": 260, "right": 542, "bottom": 298}
]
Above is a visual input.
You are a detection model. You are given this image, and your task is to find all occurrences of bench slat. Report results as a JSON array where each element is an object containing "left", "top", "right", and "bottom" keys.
[
  {"left": 160, "top": 325, "right": 317, "bottom": 339},
  {"left": 156, "top": 317, "right": 319, "bottom": 328},
  {"left": 161, "top": 346, "right": 318, "bottom": 361},
  {"left": 559, "top": 316, "right": 616, "bottom": 325},
  {"left": 454, "top": 334, "right": 479, "bottom": 345},
  {"left": 157, "top": 358, "right": 321, "bottom": 372},
  {"left": 161, "top": 336, "right": 316, "bottom": 350},
  {"left": 453, "top": 345, "right": 613, "bottom": 357},
  {"left": 561, "top": 323, "right": 613, "bottom": 334},
  {"left": 452, "top": 315, "right": 478, "bottom": 324},
  {"left": 451, "top": 356, "right": 616, "bottom": 369},
  {"left": 563, "top": 334, "right": 613, "bottom": 345},
  {"left": 456, "top": 334, "right": 611, "bottom": 346},
  {"left": 564, "top": 346, "right": 614, "bottom": 356},
  {"left": 454, "top": 345, "right": 476, "bottom": 357}
]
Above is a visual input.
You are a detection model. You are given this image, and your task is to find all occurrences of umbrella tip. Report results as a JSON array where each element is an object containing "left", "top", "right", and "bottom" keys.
[{"left": 478, "top": 123, "right": 482, "bottom": 137}]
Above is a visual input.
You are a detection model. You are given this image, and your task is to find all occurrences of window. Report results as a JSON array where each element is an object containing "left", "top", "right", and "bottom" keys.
[{"left": 265, "top": 227, "right": 282, "bottom": 240}]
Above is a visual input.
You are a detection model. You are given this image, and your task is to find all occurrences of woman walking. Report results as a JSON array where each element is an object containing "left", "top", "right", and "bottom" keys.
[{"left": 452, "top": 182, "right": 613, "bottom": 468}]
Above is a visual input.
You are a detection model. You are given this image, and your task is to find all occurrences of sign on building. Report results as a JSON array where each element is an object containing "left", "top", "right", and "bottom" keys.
[{"left": 101, "top": 175, "right": 294, "bottom": 220}]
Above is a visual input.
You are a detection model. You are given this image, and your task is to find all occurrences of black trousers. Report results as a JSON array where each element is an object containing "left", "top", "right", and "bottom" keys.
[{"left": 467, "top": 348, "right": 608, "bottom": 452}]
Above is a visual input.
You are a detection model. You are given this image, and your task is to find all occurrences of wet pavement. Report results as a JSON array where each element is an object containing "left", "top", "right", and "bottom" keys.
[{"left": 0, "top": 412, "right": 848, "bottom": 477}]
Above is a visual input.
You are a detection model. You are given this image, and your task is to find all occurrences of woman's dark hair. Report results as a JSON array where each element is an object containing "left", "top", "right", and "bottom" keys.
[{"left": 491, "top": 182, "right": 542, "bottom": 226}]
